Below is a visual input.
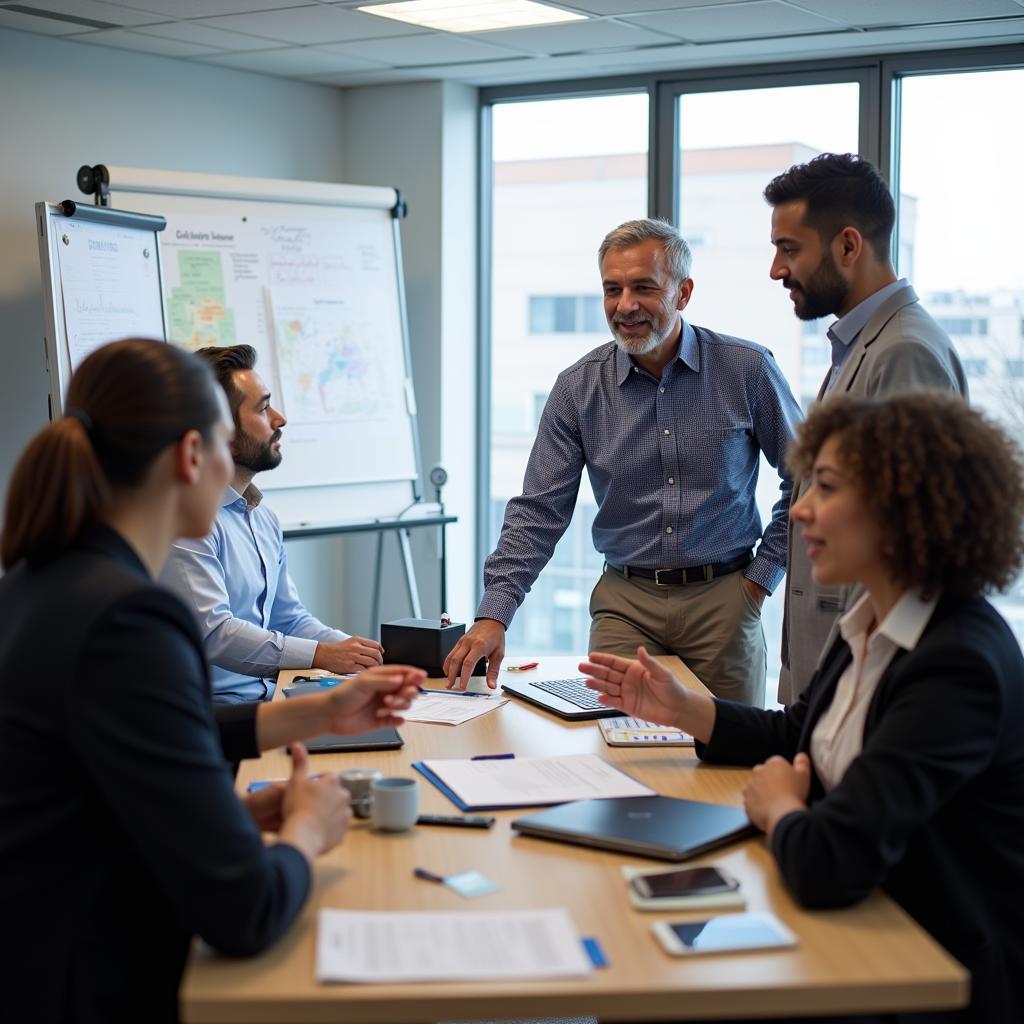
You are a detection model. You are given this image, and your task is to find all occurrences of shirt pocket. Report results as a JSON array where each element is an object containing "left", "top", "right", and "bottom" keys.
[{"left": 675, "top": 424, "right": 753, "bottom": 496}]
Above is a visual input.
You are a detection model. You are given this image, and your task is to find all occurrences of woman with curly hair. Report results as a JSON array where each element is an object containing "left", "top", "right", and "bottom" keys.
[{"left": 583, "top": 391, "right": 1024, "bottom": 1024}]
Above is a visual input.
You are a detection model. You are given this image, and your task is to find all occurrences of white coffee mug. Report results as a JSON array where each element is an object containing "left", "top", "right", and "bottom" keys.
[
  {"left": 370, "top": 776, "right": 419, "bottom": 832},
  {"left": 337, "top": 768, "right": 383, "bottom": 819}
]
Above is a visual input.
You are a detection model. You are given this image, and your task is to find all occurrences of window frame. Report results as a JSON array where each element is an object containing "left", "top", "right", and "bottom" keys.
[{"left": 476, "top": 43, "right": 1024, "bottom": 601}]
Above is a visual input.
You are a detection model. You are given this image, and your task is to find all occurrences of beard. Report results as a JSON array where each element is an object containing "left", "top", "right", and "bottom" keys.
[
  {"left": 232, "top": 429, "right": 282, "bottom": 473},
  {"left": 788, "top": 249, "right": 849, "bottom": 321},
  {"left": 610, "top": 313, "right": 676, "bottom": 356}
]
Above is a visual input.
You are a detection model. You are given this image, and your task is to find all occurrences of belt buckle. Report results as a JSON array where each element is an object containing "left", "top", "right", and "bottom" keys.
[{"left": 654, "top": 568, "right": 671, "bottom": 587}]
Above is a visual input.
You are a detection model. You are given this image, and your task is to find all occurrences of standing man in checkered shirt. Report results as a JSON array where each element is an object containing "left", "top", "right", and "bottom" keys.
[{"left": 445, "top": 218, "right": 803, "bottom": 705}]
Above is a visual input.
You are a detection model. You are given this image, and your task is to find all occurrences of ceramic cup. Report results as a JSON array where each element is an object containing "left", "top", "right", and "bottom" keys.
[
  {"left": 370, "top": 776, "right": 420, "bottom": 832},
  {"left": 337, "top": 768, "right": 383, "bottom": 819}
]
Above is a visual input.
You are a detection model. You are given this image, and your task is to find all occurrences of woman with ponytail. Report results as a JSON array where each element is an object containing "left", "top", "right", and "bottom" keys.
[{"left": 0, "top": 339, "right": 421, "bottom": 1023}]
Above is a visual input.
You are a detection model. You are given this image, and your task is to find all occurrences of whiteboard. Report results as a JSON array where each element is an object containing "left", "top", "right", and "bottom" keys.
[
  {"left": 36, "top": 201, "right": 167, "bottom": 419},
  {"left": 108, "top": 167, "right": 423, "bottom": 530}
]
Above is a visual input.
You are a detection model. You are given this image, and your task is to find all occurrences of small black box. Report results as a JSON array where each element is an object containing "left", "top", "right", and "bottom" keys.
[{"left": 381, "top": 618, "right": 486, "bottom": 678}]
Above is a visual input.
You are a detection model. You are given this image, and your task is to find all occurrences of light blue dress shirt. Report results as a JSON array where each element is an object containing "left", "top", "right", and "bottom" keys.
[
  {"left": 160, "top": 484, "right": 348, "bottom": 703},
  {"left": 476, "top": 321, "right": 803, "bottom": 628},
  {"left": 824, "top": 278, "right": 907, "bottom": 393}
]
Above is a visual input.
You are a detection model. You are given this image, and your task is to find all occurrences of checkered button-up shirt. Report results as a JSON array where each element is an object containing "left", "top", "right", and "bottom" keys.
[{"left": 477, "top": 321, "right": 803, "bottom": 628}]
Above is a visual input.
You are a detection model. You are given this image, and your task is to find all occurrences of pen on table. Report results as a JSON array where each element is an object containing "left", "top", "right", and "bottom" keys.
[
  {"left": 471, "top": 752, "right": 515, "bottom": 760},
  {"left": 413, "top": 867, "right": 446, "bottom": 884},
  {"left": 418, "top": 687, "right": 488, "bottom": 698},
  {"left": 507, "top": 661, "right": 539, "bottom": 672}
]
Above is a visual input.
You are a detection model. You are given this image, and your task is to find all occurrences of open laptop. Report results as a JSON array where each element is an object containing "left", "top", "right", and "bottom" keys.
[
  {"left": 511, "top": 795, "right": 754, "bottom": 861},
  {"left": 500, "top": 674, "right": 622, "bottom": 721}
]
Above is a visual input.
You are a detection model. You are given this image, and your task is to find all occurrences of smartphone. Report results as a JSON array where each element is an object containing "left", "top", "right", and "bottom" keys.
[
  {"left": 651, "top": 913, "right": 797, "bottom": 957},
  {"left": 630, "top": 866, "right": 738, "bottom": 900}
]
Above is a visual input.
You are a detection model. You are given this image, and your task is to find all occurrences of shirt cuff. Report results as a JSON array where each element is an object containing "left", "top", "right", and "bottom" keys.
[
  {"left": 744, "top": 554, "right": 785, "bottom": 595},
  {"left": 280, "top": 634, "right": 319, "bottom": 670},
  {"left": 474, "top": 592, "right": 519, "bottom": 629}
]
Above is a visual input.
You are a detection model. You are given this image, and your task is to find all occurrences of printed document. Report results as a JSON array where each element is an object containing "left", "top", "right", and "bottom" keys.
[
  {"left": 316, "top": 907, "right": 592, "bottom": 983},
  {"left": 421, "top": 753, "right": 654, "bottom": 808},
  {"left": 402, "top": 691, "right": 508, "bottom": 726}
]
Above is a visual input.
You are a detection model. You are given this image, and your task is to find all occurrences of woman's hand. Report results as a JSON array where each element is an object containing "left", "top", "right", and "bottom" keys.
[
  {"left": 278, "top": 743, "right": 352, "bottom": 862},
  {"left": 743, "top": 752, "right": 812, "bottom": 837},
  {"left": 580, "top": 645, "right": 692, "bottom": 729},
  {"left": 242, "top": 781, "right": 287, "bottom": 833},
  {"left": 323, "top": 664, "right": 424, "bottom": 735}
]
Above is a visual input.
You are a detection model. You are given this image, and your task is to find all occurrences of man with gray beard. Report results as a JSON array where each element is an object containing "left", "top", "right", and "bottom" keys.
[{"left": 445, "top": 219, "right": 802, "bottom": 705}]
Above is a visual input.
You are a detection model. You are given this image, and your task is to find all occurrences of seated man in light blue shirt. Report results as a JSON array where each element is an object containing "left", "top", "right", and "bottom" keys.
[{"left": 161, "top": 344, "right": 382, "bottom": 703}]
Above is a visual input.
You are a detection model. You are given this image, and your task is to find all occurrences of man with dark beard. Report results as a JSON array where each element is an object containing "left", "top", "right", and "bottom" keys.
[
  {"left": 765, "top": 152, "right": 967, "bottom": 704},
  {"left": 161, "top": 344, "right": 382, "bottom": 703},
  {"left": 444, "top": 219, "right": 802, "bottom": 706}
]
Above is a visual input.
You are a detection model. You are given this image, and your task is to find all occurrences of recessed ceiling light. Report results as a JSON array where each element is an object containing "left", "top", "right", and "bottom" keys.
[{"left": 357, "top": 0, "right": 587, "bottom": 34}]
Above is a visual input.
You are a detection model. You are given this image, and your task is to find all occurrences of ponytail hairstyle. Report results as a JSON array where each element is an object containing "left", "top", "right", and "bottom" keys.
[{"left": 1, "top": 338, "right": 222, "bottom": 569}]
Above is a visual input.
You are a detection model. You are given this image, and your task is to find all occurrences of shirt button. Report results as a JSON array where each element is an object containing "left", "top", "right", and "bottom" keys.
[
  {"left": 663, "top": 428, "right": 670, "bottom": 435},
  {"left": 668, "top": 477, "right": 675, "bottom": 484},
  {"left": 666, "top": 526, "right": 673, "bottom": 534},
  {"left": 660, "top": 387, "right": 666, "bottom": 393}
]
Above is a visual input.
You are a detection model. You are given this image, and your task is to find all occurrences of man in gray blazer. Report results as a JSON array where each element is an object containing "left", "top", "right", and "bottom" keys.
[{"left": 765, "top": 153, "right": 968, "bottom": 705}]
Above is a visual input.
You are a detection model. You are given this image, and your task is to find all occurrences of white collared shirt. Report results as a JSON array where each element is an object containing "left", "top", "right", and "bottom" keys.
[{"left": 810, "top": 587, "right": 939, "bottom": 791}]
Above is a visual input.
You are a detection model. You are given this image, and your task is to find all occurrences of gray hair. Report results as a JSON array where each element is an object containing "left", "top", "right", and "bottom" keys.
[{"left": 598, "top": 219, "right": 693, "bottom": 282}]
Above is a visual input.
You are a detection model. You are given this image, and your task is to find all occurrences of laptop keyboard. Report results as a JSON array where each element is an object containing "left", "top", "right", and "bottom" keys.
[{"left": 530, "top": 677, "right": 607, "bottom": 711}]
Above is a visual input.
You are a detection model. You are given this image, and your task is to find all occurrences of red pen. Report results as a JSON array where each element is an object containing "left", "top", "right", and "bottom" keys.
[{"left": 507, "top": 661, "right": 539, "bottom": 672}]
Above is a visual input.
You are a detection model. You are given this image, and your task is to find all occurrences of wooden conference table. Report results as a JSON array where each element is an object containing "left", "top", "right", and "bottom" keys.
[{"left": 182, "top": 656, "right": 967, "bottom": 1023}]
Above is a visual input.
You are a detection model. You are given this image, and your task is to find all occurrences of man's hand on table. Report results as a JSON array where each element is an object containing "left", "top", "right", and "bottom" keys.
[{"left": 443, "top": 618, "right": 505, "bottom": 690}]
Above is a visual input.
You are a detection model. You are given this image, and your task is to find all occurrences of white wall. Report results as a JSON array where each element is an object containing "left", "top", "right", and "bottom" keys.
[
  {"left": 340, "top": 81, "right": 478, "bottom": 632},
  {"left": 0, "top": 26, "right": 478, "bottom": 639}
]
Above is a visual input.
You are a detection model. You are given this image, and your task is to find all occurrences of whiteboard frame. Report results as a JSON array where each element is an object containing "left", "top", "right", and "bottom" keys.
[
  {"left": 35, "top": 200, "right": 168, "bottom": 418},
  {"left": 103, "top": 165, "right": 425, "bottom": 528}
]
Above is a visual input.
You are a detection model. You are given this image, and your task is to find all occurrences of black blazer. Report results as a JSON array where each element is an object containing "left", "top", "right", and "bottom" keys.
[
  {"left": 0, "top": 527, "right": 310, "bottom": 1023},
  {"left": 700, "top": 593, "right": 1024, "bottom": 1024}
]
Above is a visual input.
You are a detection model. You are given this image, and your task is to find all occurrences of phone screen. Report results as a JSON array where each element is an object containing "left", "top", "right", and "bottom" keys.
[
  {"left": 633, "top": 866, "right": 734, "bottom": 899},
  {"left": 670, "top": 915, "right": 790, "bottom": 951}
]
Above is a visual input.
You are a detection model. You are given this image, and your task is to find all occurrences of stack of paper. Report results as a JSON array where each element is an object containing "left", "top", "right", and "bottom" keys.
[
  {"left": 415, "top": 752, "right": 655, "bottom": 810},
  {"left": 316, "top": 908, "right": 593, "bottom": 983},
  {"left": 402, "top": 691, "right": 508, "bottom": 726}
]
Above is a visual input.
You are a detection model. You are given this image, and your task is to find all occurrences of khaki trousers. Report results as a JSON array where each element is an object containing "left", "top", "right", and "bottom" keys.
[{"left": 588, "top": 565, "right": 766, "bottom": 706}]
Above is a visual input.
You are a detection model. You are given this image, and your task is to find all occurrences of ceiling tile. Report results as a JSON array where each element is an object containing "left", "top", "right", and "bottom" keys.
[
  {"left": 72, "top": 26, "right": 223, "bottom": 54},
  {"left": 0, "top": 0, "right": 164, "bottom": 27},
  {"left": 132, "top": 19, "right": 281, "bottom": 49},
  {"left": 552, "top": 0, "right": 754, "bottom": 14},
  {"left": 322, "top": 32, "right": 528, "bottom": 65},
  {"left": 0, "top": 7, "right": 94, "bottom": 32},
  {"left": 789, "top": 0, "right": 1024, "bottom": 28},
  {"left": 102, "top": 0, "right": 312, "bottom": 16},
  {"left": 470, "top": 17, "right": 676, "bottom": 55},
  {"left": 626, "top": 1, "right": 845, "bottom": 41},
  {"left": 193, "top": 44, "right": 389, "bottom": 75},
  {"left": 198, "top": 5, "right": 423, "bottom": 44}
]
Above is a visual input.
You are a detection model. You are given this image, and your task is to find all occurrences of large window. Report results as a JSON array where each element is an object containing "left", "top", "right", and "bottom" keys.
[
  {"left": 482, "top": 49, "right": 1024, "bottom": 692},
  {"left": 895, "top": 66, "right": 1024, "bottom": 649},
  {"left": 488, "top": 93, "right": 648, "bottom": 655},
  {"left": 675, "top": 80, "right": 861, "bottom": 702}
]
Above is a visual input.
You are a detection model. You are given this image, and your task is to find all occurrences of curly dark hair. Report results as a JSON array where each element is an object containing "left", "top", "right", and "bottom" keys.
[
  {"left": 194, "top": 344, "right": 257, "bottom": 421},
  {"left": 787, "top": 392, "right": 1024, "bottom": 598}
]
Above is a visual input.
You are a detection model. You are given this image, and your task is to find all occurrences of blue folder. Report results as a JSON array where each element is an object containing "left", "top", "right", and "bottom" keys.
[{"left": 412, "top": 760, "right": 570, "bottom": 813}]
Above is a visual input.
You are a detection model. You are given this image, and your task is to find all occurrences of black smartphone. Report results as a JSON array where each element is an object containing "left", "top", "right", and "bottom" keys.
[
  {"left": 631, "top": 866, "right": 738, "bottom": 900},
  {"left": 416, "top": 814, "right": 495, "bottom": 828}
]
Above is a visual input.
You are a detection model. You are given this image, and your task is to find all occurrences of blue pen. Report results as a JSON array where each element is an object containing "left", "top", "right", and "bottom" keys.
[
  {"left": 418, "top": 687, "right": 487, "bottom": 698},
  {"left": 471, "top": 752, "right": 515, "bottom": 760}
]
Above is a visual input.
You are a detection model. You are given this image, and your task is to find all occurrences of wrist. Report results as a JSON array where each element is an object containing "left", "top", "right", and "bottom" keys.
[
  {"left": 764, "top": 797, "right": 806, "bottom": 841},
  {"left": 279, "top": 814, "right": 323, "bottom": 863}
]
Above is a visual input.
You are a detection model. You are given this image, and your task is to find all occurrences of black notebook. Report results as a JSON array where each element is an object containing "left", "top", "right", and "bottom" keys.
[{"left": 512, "top": 795, "right": 754, "bottom": 861}]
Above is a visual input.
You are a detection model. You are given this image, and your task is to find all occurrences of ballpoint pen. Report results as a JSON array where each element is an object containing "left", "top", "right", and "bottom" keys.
[
  {"left": 413, "top": 867, "right": 446, "bottom": 884},
  {"left": 418, "top": 687, "right": 489, "bottom": 698}
]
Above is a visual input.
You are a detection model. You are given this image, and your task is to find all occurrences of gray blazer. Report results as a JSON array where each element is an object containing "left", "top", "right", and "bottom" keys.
[{"left": 777, "top": 282, "right": 968, "bottom": 705}]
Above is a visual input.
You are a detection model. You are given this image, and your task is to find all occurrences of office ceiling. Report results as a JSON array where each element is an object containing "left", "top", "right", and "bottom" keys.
[{"left": 1, "top": 0, "right": 1023, "bottom": 87}]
